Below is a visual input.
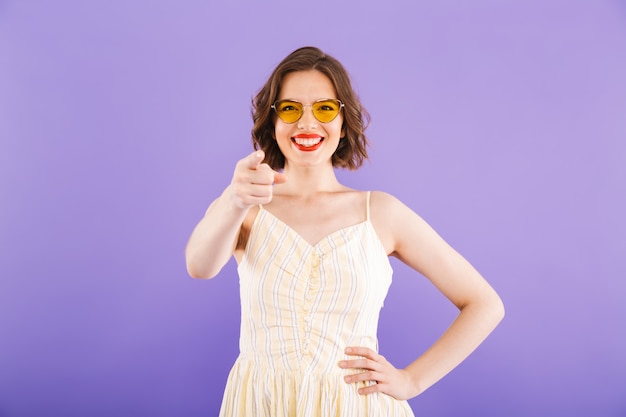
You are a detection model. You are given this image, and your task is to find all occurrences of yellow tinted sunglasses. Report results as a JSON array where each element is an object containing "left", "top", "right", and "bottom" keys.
[{"left": 271, "top": 99, "right": 344, "bottom": 124}]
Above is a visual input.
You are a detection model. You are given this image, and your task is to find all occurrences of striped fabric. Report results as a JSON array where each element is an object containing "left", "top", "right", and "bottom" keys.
[{"left": 219, "top": 192, "right": 415, "bottom": 416}]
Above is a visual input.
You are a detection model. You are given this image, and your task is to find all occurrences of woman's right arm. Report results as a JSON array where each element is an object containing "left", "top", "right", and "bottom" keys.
[{"left": 185, "top": 150, "right": 286, "bottom": 279}]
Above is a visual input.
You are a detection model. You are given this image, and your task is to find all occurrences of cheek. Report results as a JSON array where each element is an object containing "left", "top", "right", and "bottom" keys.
[
  {"left": 274, "top": 124, "right": 296, "bottom": 148},
  {"left": 274, "top": 123, "right": 290, "bottom": 140},
  {"left": 333, "top": 120, "right": 345, "bottom": 139},
  {"left": 336, "top": 116, "right": 345, "bottom": 138}
]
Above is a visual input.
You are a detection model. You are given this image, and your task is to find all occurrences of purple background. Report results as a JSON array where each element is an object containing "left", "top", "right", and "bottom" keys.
[{"left": 1, "top": 1, "right": 625, "bottom": 416}]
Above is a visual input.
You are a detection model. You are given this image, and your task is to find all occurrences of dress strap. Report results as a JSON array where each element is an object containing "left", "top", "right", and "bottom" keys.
[{"left": 366, "top": 191, "right": 371, "bottom": 221}]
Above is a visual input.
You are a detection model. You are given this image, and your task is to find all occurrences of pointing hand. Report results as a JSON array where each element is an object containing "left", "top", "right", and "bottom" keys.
[{"left": 230, "top": 150, "right": 287, "bottom": 209}]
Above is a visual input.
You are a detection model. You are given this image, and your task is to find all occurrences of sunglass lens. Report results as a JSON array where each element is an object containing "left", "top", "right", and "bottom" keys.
[
  {"left": 275, "top": 101, "right": 302, "bottom": 123},
  {"left": 312, "top": 100, "right": 341, "bottom": 123}
]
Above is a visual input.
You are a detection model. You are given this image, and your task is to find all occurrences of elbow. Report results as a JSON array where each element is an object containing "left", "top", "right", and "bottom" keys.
[
  {"left": 461, "top": 290, "right": 506, "bottom": 327},
  {"left": 185, "top": 260, "right": 219, "bottom": 280},
  {"left": 185, "top": 246, "right": 224, "bottom": 279},
  {"left": 187, "top": 270, "right": 215, "bottom": 280},
  {"left": 487, "top": 291, "right": 506, "bottom": 327},
  {"left": 493, "top": 295, "right": 506, "bottom": 324}
]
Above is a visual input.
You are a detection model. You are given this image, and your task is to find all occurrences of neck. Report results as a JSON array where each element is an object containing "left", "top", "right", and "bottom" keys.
[{"left": 277, "top": 163, "right": 344, "bottom": 197}]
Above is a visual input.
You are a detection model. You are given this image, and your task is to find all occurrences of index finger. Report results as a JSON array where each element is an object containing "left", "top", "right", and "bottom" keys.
[
  {"left": 345, "top": 346, "right": 377, "bottom": 359},
  {"left": 246, "top": 150, "right": 265, "bottom": 170}
]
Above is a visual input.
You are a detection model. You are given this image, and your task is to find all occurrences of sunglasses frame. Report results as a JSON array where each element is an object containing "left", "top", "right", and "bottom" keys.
[{"left": 271, "top": 98, "right": 344, "bottom": 124}]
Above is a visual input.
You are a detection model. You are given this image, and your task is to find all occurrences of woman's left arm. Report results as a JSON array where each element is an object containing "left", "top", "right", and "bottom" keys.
[{"left": 339, "top": 191, "right": 505, "bottom": 400}]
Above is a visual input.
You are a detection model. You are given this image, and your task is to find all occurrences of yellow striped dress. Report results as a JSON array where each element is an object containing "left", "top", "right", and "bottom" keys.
[{"left": 219, "top": 192, "right": 415, "bottom": 416}]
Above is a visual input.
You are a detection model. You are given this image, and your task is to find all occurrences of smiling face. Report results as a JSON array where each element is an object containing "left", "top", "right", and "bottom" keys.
[{"left": 274, "top": 70, "right": 344, "bottom": 170}]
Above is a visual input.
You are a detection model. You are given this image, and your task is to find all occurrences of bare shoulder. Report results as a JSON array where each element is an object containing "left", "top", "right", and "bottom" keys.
[
  {"left": 369, "top": 191, "right": 443, "bottom": 258},
  {"left": 369, "top": 190, "right": 406, "bottom": 212},
  {"left": 369, "top": 190, "right": 421, "bottom": 225},
  {"left": 368, "top": 191, "right": 420, "bottom": 255}
]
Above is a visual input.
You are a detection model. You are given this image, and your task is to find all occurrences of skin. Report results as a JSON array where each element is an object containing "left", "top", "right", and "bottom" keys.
[{"left": 185, "top": 69, "right": 505, "bottom": 401}]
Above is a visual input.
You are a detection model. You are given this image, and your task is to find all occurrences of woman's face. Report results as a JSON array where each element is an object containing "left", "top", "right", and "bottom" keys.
[{"left": 274, "top": 70, "right": 344, "bottom": 170}]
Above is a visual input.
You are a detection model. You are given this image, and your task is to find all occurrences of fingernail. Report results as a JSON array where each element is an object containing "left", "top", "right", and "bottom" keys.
[
  {"left": 338, "top": 361, "right": 346, "bottom": 367},
  {"left": 345, "top": 347, "right": 352, "bottom": 353}
]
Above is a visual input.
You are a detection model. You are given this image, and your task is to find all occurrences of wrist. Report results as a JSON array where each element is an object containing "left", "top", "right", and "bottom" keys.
[{"left": 403, "top": 366, "right": 428, "bottom": 398}]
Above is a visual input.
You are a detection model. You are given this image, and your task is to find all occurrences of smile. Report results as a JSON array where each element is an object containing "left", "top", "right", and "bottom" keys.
[{"left": 291, "top": 134, "right": 324, "bottom": 151}]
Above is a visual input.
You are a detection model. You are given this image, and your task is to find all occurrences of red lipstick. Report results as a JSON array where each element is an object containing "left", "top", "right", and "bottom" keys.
[{"left": 291, "top": 133, "right": 324, "bottom": 152}]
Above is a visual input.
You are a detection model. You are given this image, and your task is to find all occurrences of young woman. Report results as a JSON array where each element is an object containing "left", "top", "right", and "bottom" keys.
[{"left": 185, "top": 46, "right": 504, "bottom": 416}]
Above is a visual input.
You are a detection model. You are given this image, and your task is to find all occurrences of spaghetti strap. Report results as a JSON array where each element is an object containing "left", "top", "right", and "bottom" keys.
[{"left": 366, "top": 191, "right": 371, "bottom": 221}]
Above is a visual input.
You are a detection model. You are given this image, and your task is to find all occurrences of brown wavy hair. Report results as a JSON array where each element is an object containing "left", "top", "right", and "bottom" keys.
[{"left": 251, "top": 46, "right": 370, "bottom": 170}]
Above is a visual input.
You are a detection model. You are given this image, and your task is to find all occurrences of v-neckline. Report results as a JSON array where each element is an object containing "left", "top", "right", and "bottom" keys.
[{"left": 259, "top": 206, "right": 369, "bottom": 249}]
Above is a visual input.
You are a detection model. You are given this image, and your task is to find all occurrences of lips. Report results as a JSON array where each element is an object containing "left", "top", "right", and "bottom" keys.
[{"left": 291, "top": 134, "right": 324, "bottom": 152}]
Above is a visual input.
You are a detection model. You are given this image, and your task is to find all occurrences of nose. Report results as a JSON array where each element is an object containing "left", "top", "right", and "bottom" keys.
[{"left": 297, "top": 104, "right": 318, "bottom": 129}]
